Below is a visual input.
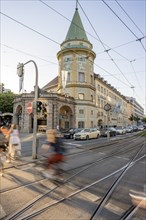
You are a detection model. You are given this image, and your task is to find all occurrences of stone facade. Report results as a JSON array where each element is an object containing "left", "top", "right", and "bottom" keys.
[{"left": 12, "top": 7, "right": 144, "bottom": 133}]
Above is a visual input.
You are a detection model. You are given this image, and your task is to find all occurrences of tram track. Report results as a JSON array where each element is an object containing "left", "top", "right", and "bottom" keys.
[
  {"left": 4, "top": 143, "right": 145, "bottom": 220},
  {"left": 1, "top": 134, "right": 144, "bottom": 194},
  {"left": 2, "top": 135, "right": 145, "bottom": 219}
]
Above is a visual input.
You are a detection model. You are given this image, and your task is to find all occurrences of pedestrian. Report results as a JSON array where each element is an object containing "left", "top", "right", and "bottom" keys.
[
  {"left": 0, "top": 126, "right": 10, "bottom": 146},
  {"left": 8, "top": 124, "right": 21, "bottom": 161},
  {"left": 0, "top": 130, "right": 7, "bottom": 176},
  {"left": 43, "top": 129, "right": 65, "bottom": 179}
]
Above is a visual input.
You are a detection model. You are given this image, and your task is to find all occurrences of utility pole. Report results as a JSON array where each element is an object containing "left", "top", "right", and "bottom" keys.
[
  {"left": 104, "top": 103, "right": 111, "bottom": 141},
  {"left": 17, "top": 60, "right": 38, "bottom": 159}
]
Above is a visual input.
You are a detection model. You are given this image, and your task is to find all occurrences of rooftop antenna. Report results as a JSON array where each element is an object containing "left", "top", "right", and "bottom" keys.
[{"left": 76, "top": 0, "right": 78, "bottom": 10}]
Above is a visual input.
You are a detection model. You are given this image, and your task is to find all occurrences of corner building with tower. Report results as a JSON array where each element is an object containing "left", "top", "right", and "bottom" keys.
[{"left": 13, "top": 7, "right": 144, "bottom": 133}]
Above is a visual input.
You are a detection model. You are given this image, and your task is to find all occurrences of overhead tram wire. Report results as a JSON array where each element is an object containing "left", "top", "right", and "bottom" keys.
[
  {"left": 101, "top": 0, "right": 146, "bottom": 53},
  {"left": 78, "top": 1, "right": 145, "bottom": 106},
  {"left": 39, "top": 0, "right": 135, "bottom": 63},
  {"left": 1, "top": 43, "right": 57, "bottom": 66},
  {"left": 78, "top": 1, "right": 134, "bottom": 88},
  {"left": 1, "top": 43, "right": 129, "bottom": 89},
  {"left": 40, "top": 0, "right": 145, "bottom": 104},
  {"left": 115, "top": 0, "right": 146, "bottom": 53},
  {"left": 115, "top": 0, "right": 144, "bottom": 36},
  {"left": 40, "top": 0, "right": 145, "bottom": 109},
  {"left": 0, "top": 11, "right": 131, "bottom": 88},
  {"left": 129, "top": 59, "right": 144, "bottom": 94},
  {"left": 0, "top": 12, "right": 60, "bottom": 47},
  {"left": 40, "top": 0, "right": 145, "bottom": 95}
]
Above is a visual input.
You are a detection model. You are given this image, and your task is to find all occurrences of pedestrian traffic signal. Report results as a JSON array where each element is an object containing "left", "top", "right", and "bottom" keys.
[{"left": 37, "top": 101, "right": 42, "bottom": 112}]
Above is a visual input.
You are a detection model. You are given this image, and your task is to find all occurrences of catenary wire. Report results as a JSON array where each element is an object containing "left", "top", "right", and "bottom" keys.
[
  {"left": 1, "top": 43, "right": 57, "bottom": 66},
  {"left": 0, "top": 12, "right": 132, "bottom": 89},
  {"left": 39, "top": 0, "right": 145, "bottom": 105},
  {"left": 115, "top": 0, "right": 144, "bottom": 36},
  {"left": 0, "top": 7, "right": 144, "bottom": 106},
  {"left": 39, "top": 0, "right": 138, "bottom": 63},
  {"left": 78, "top": 1, "right": 134, "bottom": 87},
  {"left": 101, "top": 0, "right": 146, "bottom": 53}
]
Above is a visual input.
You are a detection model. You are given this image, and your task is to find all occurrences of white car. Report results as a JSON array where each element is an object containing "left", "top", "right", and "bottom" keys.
[
  {"left": 116, "top": 127, "right": 126, "bottom": 135},
  {"left": 74, "top": 128, "right": 100, "bottom": 140},
  {"left": 137, "top": 125, "right": 144, "bottom": 131}
]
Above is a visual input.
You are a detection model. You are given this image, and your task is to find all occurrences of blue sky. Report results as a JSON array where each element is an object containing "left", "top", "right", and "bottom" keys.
[{"left": 1, "top": 0, "right": 146, "bottom": 113}]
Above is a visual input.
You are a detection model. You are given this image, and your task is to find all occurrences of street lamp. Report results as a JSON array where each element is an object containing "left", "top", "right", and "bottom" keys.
[
  {"left": 17, "top": 60, "right": 38, "bottom": 159},
  {"left": 104, "top": 103, "right": 111, "bottom": 141}
]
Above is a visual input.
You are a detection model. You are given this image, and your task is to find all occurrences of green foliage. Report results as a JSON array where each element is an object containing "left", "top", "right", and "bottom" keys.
[
  {"left": 0, "top": 92, "right": 16, "bottom": 113},
  {"left": 129, "top": 114, "right": 134, "bottom": 121},
  {"left": 142, "top": 117, "right": 146, "bottom": 123}
]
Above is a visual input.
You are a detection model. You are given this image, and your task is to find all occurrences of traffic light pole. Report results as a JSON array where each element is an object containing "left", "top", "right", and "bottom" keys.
[
  {"left": 17, "top": 60, "right": 38, "bottom": 159},
  {"left": 104, "top": 103, "right": 111, "bottom": 141}
]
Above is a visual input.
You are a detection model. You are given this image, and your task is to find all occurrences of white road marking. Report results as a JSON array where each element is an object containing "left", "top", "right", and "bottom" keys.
[{"left": 67, "top": 143, "right": 82, "bottom": 147}]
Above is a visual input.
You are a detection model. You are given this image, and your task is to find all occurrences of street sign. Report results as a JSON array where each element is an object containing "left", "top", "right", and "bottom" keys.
[{"left": 26, "top": 102, "right": 33, "bottom": 114}]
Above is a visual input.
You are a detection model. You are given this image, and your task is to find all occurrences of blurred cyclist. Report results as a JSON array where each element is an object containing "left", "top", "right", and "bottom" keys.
[{"left": 43, "top": 129, "right": 65, "bottom": 179}]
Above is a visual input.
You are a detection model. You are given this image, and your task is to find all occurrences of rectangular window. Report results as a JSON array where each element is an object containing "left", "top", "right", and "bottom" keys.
[
  {"left": 78, "top": 72, "right": 85, "bottom": 82},
  {"left": 91, "top": 110, "right": 93, "bottom": 115},
  {"left": 79, "top": 109, "right": 84, "bottom": 114},
  {"left": 65, "top": 121, "right": 69, "bottom": 129},
  {"left": 91, "top": 95, "right": 93, "bottom": 102},
  {"left": 98, "top": 85, "right": 100, "bottom": 91},
  {"left": 67, "top": 72, "right": 71, "bottom": 82},
  {"left": 101, "top": 100, "right": 104, "bottom": 108},
  {"left": 91, "top": 121, "right": 93, "bottom": 128},
  {"left": 91, "top": 75, "right": 93, "bottom": 84},
  {"left": 78, "top": 121, "right": 84, "bottom": 128},
  {"left": 78, "top": 93, "right": 84, "bottom": 100}
]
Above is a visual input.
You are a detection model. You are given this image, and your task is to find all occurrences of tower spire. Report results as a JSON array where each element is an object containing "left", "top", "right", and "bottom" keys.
[{"left": 76, "top": 0, "right": 78, "bottom": 10}]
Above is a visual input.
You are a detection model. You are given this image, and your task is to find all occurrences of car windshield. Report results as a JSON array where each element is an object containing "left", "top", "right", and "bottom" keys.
[
  {"left": 68, "top": 129, "right": 74, "bottom": 132},
  {"left": 81, "top": 129, "right": 90, "bottom": 132}
]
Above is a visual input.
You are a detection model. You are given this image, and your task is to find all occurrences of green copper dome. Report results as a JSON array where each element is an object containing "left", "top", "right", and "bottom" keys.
[{"left": 65, "top": 8, "right": 88, "bottom": 41}]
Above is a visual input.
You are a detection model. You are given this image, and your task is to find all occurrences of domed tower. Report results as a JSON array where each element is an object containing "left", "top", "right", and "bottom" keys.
[{"left": 57, "top": 6, "right": 96, "bottom": 128}]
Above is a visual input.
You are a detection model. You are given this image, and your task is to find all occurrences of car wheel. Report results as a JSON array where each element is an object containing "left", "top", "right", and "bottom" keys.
[
  {"left": 97, "top": 134, "right": 99, "bottom": 139},
  {"left": 86, "top": 135, "right": 89, "bottom": 140},
  {"left": 70, "top": 134, "right": 73, "bottom": 139}
]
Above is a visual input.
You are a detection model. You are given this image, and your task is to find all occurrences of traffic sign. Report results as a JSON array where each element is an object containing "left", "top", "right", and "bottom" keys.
[{"left": 26, "top": 102, "right": 33, "bottom": 114}]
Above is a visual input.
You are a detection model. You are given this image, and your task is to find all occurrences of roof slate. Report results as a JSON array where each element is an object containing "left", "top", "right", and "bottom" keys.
[{"left": 65, "top": 8, "right": 88, "bottom": 41}]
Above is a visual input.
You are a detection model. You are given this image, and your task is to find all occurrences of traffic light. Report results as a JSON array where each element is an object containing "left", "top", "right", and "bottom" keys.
[
  {"left": 37, "top": 101, "right": 42, "bottom": 112},
  {"left": 17, "top": 63, "right": 24, "bottom": 77},
  {"left": 42, "top": 103, "right": 47, "bottom": 113},
  {"left": 2, "top": 83, "right": 4, "bottom": 93}
]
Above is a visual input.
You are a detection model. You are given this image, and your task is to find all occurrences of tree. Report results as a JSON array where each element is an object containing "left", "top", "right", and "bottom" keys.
[
  {"left": 142, "top": 117, "right": 146, "bottom": 123},
  {"left": 134, "top": 116, "right": 140, "bottom": 125},
  {"left": 129, "top": 114, "right": 134, "bottom": 123},
  {"left": 0, "top": 92, "right": 16, "bottom": 113}
]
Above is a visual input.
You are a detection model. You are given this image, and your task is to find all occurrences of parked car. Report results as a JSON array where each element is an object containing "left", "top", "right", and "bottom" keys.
[
  {"left": 132, "top": 125, "right": 138, "bottom": 132},
  {"left": 74, "top": 128, "right": 100, "bottom": 140},
  {"left": 125, "top": 126, "right": 133, "bottom": 133},
  {"left": 101, "top": 127, "right": 117, "bottom": 137},
  {"left": 115, "top": 126, "right": 126, "bottom": 135},
  {"left": 63, "top": 128, "right": 82, "bottom": 139},
  {"left": 137, "top": 125, "right": 145, "bottom": 131}
]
